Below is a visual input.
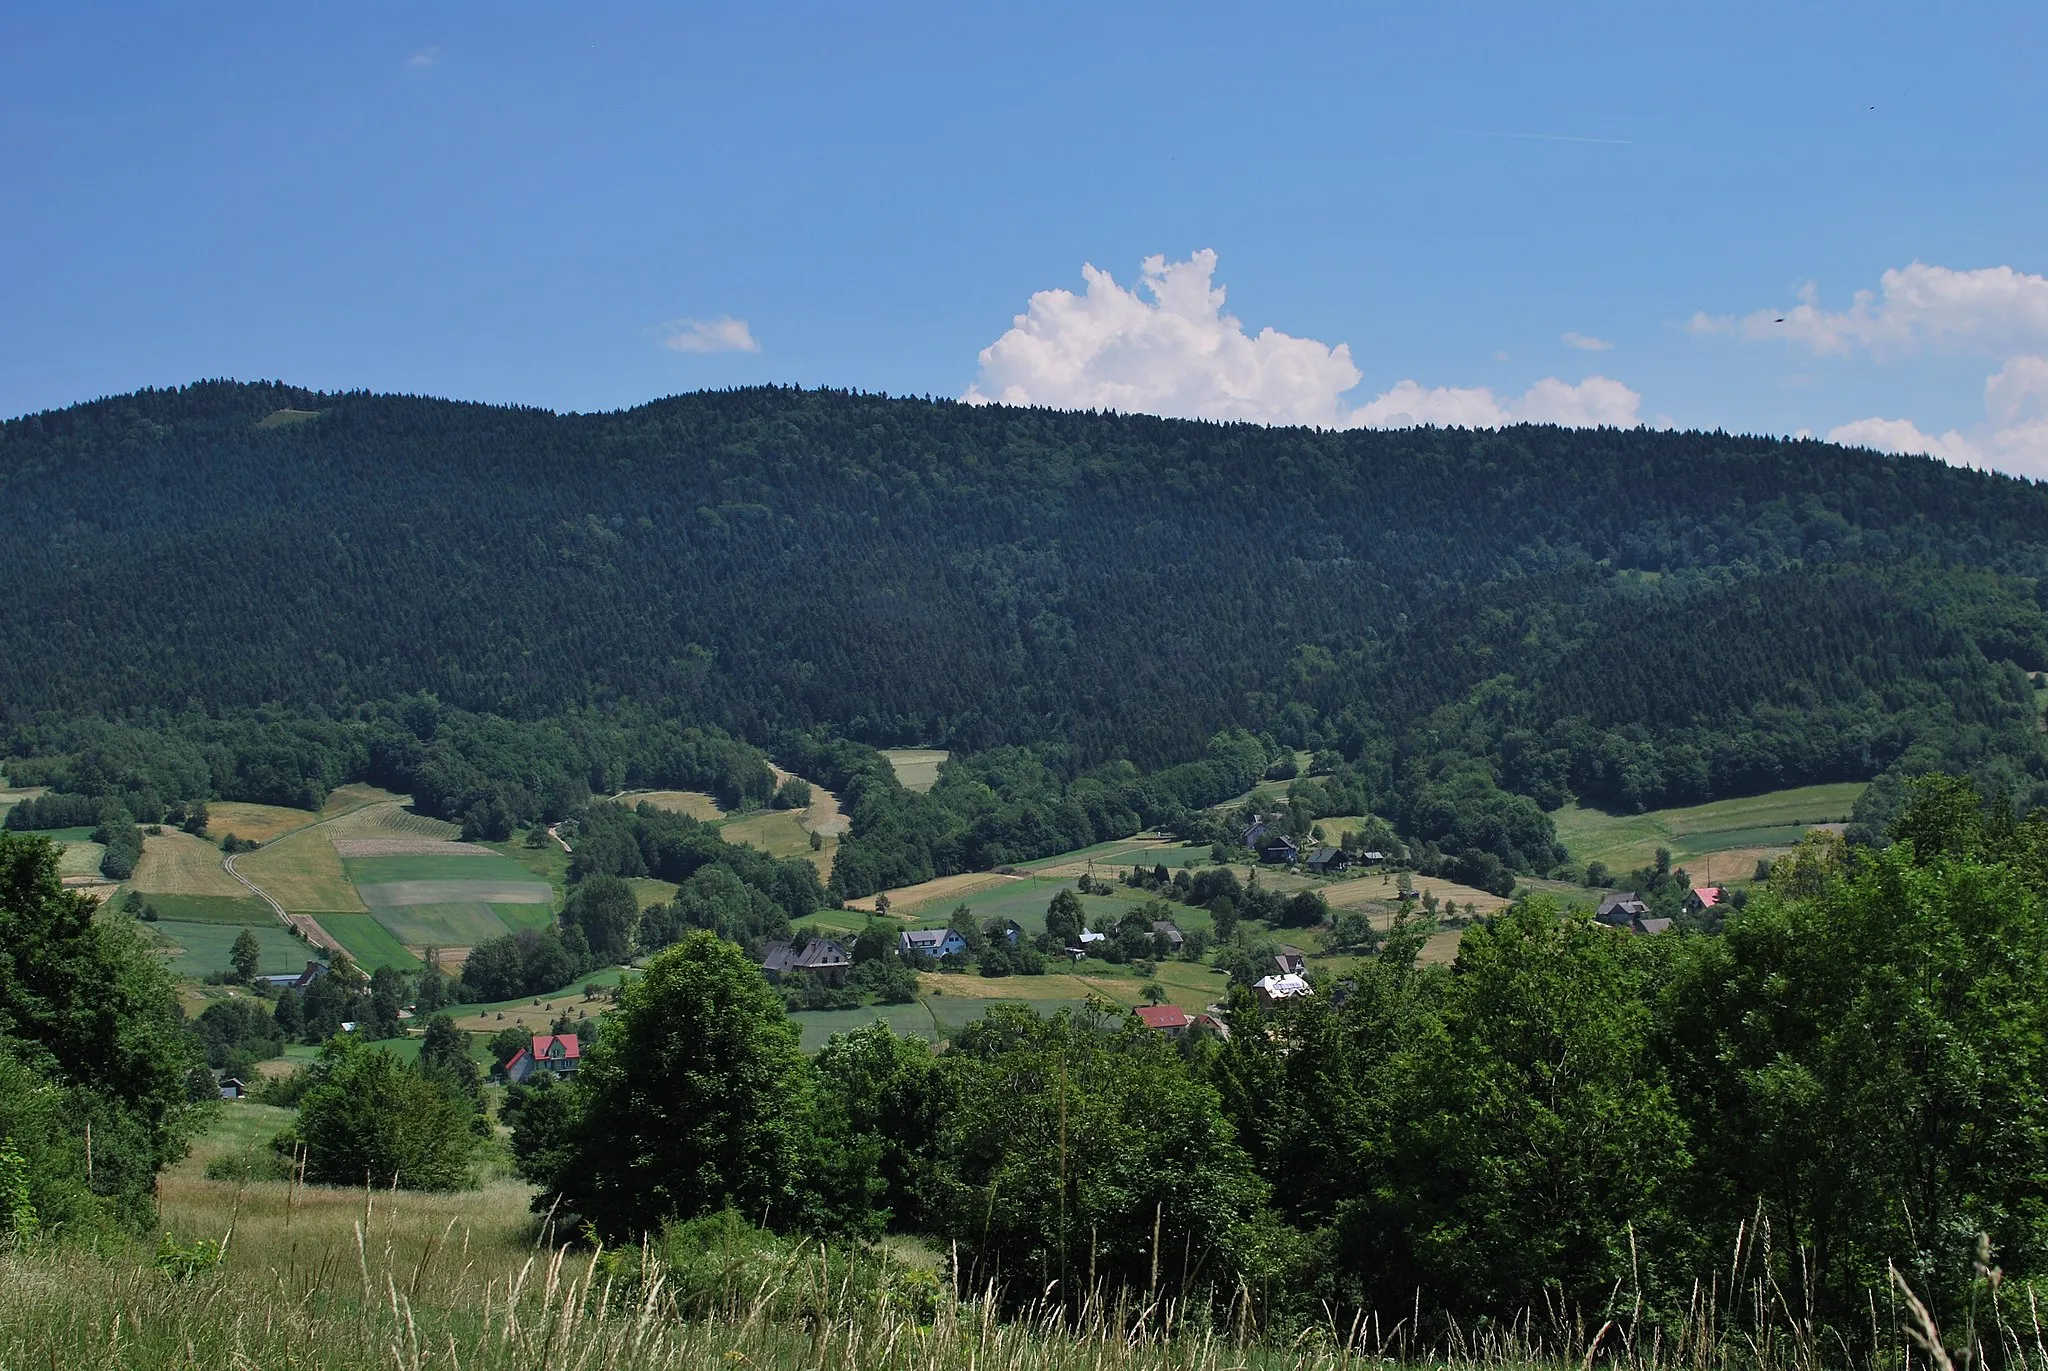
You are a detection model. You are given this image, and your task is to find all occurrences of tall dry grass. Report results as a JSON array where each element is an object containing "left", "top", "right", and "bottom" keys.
[{"left": 3, "top": 1170, "right": 2040, "bottom": 1371}]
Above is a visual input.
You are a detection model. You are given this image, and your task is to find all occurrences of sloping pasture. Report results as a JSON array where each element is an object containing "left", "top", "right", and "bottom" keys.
[{"left": 130, "top": 829, "right": 247, "bottom": 898}]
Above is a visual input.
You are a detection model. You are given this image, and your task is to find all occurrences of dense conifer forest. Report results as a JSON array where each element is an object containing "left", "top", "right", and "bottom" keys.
[{"left": 5, "top": 380, "right": 2048, "bottom": 879}]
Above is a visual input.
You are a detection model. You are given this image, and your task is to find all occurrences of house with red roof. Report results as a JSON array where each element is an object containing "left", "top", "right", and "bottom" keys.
[
  {"left": 504, "top": 1033, "right": 580, "bottom": 1085},
  {"left": 1133, "top": 1003, "right": 1190, "bottom": 1039},
  {"left": 1684, "top": 886, "right": 1725, "bottom": 917}
]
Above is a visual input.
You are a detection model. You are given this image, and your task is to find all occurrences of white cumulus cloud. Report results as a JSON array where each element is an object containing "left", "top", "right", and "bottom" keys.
[
  {"left": 964, "top": 251, "right": 1640, "bottom": 431},
  {"left": 1827, "top": 355, "right": 2048, "bottom": 478},
  {"left": 1699, "top": 260, "right": 2048, "bottom": 479},
  {"left": 660, "top": 316, "right": 760, "bottom": 355},
  {"left": 1349, "top": 376, "right": 1640, "bottom": 429},
  {"left": 963, "top": 250, "right": 1364, "bottom": 427},
  {"left": 1561, "top": 331, "right": 1612, "bottom": 351},
  {"left": 1692, "top": 262, "right": 2048, "bottom": 359}
]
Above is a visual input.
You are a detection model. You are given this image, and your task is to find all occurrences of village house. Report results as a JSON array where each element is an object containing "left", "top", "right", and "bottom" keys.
[
  {"left": 760, "top": 936, "right": 853, "bottom": 986},
  {"left": 505, "top": 1033, "right": 580, "bottom": 1084},
  {"left": 1134, "top": 1003, "right": 1190, "bottom": 1038},
  {"left": 1150, "top": 919, "right": 1185, "bottom": 952},
  {"left": 260, "top": 960, "right": 329, "bottom": 990},
  {"left": 1302, "top": 844, "right": 1351, "bottom": 877},
  {"left": 1684, "top": 886, "right": 1725, "bottom": 917},
  {"left": 1259, "top": 834, "right": 1300, "bottom": 865},
  {"left": 898, "top": 927, "right": 970, "bottom": 961},
  {"left": 1595, "top": 891, "right": 1672, "bottom": 935},
  {"left": 1253, "top": 972, "right": 1312, "bottom": 1003},
  {"left": 1273, "top": 945, "right": 1307, "bottom": 976},
  {"left": 1304, "top": 847, "right": 1352, "bottom": 874},
  {"left": 1240, "top": 812, "right": 1284, "bottom": 849}
]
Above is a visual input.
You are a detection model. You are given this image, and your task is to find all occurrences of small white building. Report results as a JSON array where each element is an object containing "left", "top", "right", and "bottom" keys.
[{"left": 1253, "top": 972, "right": 1312, "bottom": 1003}]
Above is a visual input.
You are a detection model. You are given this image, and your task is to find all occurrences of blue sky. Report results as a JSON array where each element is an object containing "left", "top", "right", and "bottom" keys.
[{"left": 4, "top": 3, "right": 2046, "bottom": 471}]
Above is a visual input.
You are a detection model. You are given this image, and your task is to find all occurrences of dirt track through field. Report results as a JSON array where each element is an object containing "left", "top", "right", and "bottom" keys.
[
  {"left": 217, "top": 793, "right": 398, "bottom": 962},
  {"left": 222, "top": 851, "right": 345, "bottom": 960}
]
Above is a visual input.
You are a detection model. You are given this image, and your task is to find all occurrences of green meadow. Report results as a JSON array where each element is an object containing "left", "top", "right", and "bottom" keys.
[
  {"left": 343, "top": 851, "right": 544, "bottom": 885},
  {"left": 132, "top": 893, "right": 274, "bottom": 924},
  {"left": 148, "top": 920, "right": 312, "bottom": 978},
  {"left": 316, "top": 912, "right": 422, "bottom": 971},
  {"left": 1551, "top": 782, "right": 1866, "bottom": 875}
]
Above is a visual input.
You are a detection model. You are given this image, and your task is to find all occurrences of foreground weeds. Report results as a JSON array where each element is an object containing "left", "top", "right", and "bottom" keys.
[{"left": 1, "top": 1174, "right": 2041, "bottom": 1371}]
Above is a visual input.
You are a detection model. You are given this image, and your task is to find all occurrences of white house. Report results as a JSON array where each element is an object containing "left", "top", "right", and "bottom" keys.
[
  {"left": 899, "top": 927, "right": 969, "bottom": 960},
  {"left": 1252, "top": 972, "right": 1312, "bottom": 1003}
]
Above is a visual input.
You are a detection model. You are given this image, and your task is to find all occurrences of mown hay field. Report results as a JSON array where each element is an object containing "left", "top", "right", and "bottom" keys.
[
  {"left": 130, "top": 828, "right": 247, "bottom": 897},
  {"left": 232, "top": 827, "right": 366, "bottom": 914},
  {"left": 880, "top": 747, "right": 948, "bottom": 792},
  {"left": 204, "top": 801, "right": 322, "bottom": 844}
]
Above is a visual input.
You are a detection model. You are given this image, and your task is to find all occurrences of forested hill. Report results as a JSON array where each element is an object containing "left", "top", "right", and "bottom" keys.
[{"left": 6, "top": 380, "right": 2048, "bottom": 814}]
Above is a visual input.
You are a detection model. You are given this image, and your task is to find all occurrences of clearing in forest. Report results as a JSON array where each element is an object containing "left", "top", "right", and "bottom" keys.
[
  {"left": 720, "top": 808, "right": 813, "bottom": 861},
  {"left": 0, "top": 786, "right": 43, "bottom": 825},
  {"left": 880, "top": 748, "right": 948, "bottom": 792},
  {"left": 625, "top": 877, "right": 678, "bottom": 909},
  {"left": 1552, "top": 782, "right": 1865, "bottom": 877},
  {"left": 621, "top": 790, "right": 726, "bottom": 820}
]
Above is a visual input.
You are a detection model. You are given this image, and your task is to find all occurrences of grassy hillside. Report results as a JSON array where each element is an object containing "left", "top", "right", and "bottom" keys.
[{"left": 1553, "top": 782, "right": 1865, "bottom": 883}]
